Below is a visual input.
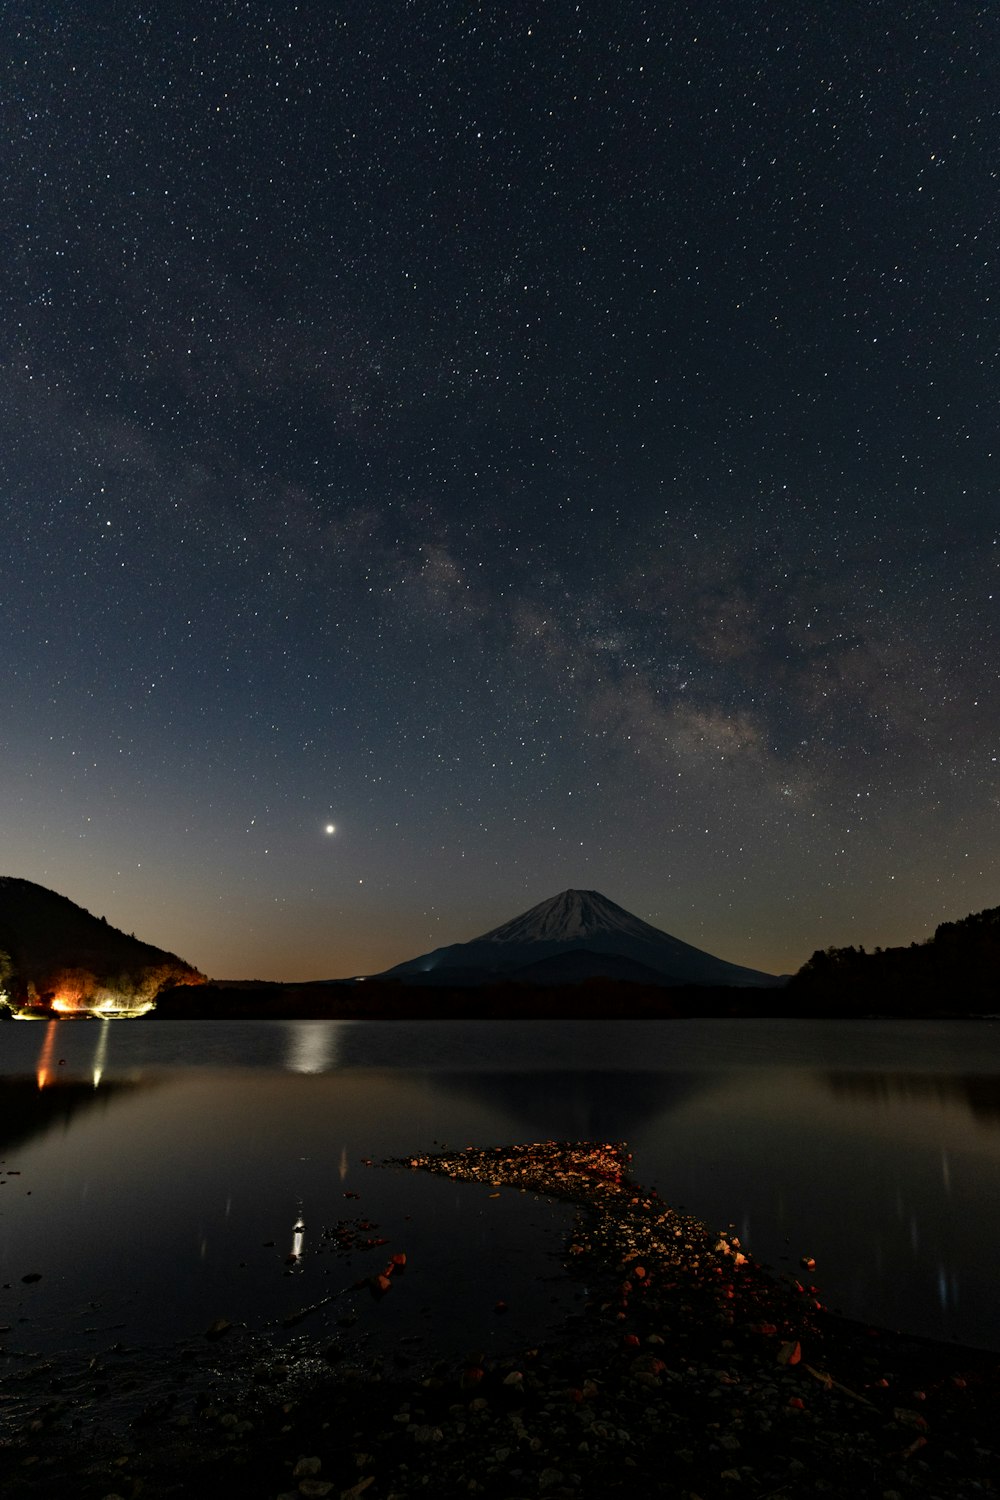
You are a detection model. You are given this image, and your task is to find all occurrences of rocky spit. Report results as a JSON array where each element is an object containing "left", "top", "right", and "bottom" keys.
[{"left": 1, "top": 1140, "right": 998, "bottom": 1499}]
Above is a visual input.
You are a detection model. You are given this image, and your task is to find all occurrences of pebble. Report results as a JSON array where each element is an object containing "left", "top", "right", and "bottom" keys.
[{"left": 292, "top": 1455, "right": 322, "bottom": 1477}]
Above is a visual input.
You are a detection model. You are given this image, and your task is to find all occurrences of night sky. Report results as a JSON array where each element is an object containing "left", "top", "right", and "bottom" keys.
[{"left": 3, "top": 1, "right": 998, "bottom": 981}]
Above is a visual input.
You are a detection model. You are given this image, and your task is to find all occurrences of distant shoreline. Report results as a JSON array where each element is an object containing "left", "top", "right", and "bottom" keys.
[
  {"left": 143, "top": 979, "right": 998, "bottom": 1022},
  {"left": 5, "top": 978, "right": 995, "bottom": 1024}
]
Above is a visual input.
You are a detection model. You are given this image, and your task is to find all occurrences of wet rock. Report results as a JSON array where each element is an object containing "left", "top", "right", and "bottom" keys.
[
  {"left": 292, "top": 1455, "right": 322, "bottom": 1477},
  {"left": 410, "top": 1423, "right": 443, "bottom": 1443}
]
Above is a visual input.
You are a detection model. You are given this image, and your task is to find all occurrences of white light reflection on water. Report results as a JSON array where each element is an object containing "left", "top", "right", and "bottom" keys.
[
  {"left": 285, "top": 1021, "right": 342, "bottom": 1073},
  {"left": 291, "top": 1210, "right": 305, "bottom": 1260},
  {"left": 92, "top": 1018, "right": 111, "bottom": 1088}
]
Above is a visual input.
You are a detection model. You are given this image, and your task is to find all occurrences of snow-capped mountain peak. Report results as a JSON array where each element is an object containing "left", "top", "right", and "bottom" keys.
[
  {"left": 380, "top": 887, "right": 781, "bottom": 988},
  {"left": 478, "top": 889, "right": 666, "bottom": 946}
]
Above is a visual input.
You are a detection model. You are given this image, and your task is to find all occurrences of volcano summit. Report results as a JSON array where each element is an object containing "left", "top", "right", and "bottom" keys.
[{"left": 381, "top": 889, "right": 781, "bottom": 989}]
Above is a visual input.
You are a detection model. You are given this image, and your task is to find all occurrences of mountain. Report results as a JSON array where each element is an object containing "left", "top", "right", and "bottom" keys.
[
  {"left": 380, "top": 888, "right": 781, "bottom": 988},
  {"left": 0, "top": 876, "right": 205, "bottom": 1017},
  {"left": 505, "top": 949, "right": 675, "bottom": 987}
]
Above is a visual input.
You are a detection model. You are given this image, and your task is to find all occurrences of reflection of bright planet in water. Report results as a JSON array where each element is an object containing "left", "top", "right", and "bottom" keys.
[
  {"left": 285, "top": 1021, "right": 342, "bottom": 1073},
  {"left": 291, "top": 1215, "right": 305, "bottom": 1259}
]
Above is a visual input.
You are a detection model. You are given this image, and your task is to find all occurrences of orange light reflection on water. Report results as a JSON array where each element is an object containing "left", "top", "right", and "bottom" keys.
[{"left": 35, "top": 1020, "right": 60, "bottom": 1089}]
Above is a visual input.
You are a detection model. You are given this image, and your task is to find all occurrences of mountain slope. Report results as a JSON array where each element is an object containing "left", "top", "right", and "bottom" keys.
[
  {"left": 0, "top": 876, "right": 205, "bottom": 1015},
  {"left": 381, "top": 889, "right": 780, "bottom": 988}
]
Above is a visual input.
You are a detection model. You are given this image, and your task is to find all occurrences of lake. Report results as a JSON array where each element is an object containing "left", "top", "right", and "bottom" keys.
[{"left": 2, "top": 1016, "right": 999, "bottom": 1397}]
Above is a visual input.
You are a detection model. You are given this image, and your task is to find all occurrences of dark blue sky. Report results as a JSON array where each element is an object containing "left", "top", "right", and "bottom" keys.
[{"left": 3, "top": 0, "right": 997, "bottom": 979}]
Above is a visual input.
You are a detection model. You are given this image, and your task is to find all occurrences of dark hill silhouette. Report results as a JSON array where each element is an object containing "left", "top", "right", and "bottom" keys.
[
  {"left": 0, "top": 876, "right": 205, "bottom": 1016},
  {"left": 787, "top": 904, "right": 1000, "bottom": 1015}
]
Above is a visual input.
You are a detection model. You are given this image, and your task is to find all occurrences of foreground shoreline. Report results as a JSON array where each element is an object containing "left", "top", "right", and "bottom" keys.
[{"left": 1, "top": 1141, "right": 997, "bottom": 1498}]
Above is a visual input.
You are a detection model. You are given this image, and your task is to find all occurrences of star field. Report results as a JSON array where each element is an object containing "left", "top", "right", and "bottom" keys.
[{"left": 2, "top": 1, "right": 998, "bottom": 979}]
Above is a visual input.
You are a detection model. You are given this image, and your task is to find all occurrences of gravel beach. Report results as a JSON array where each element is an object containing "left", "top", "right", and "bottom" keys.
[{"left": 1, "top": 1140, "right": 997, "bottom": 1499}]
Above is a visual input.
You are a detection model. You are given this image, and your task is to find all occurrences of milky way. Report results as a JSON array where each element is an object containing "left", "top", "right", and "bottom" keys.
[{"left": 3, "top": 2, "right": 997, "bottom": 979}]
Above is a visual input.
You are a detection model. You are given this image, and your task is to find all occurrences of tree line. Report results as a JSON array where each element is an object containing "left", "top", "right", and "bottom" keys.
[{"left": 787, "top": 905, "right": 1000, "bottom": 1015}]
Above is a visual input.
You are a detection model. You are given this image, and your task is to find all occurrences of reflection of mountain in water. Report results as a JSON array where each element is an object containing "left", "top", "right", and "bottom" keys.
[
  {"left": 417, "top": 1070, "right": 719, "bottom": 1142},
  {"left": 823, "top": 1073, "right": 1000, "bottom": 1129},
  {"left": 0, "top": 1078, "right": 145, "bottom": 1154}
]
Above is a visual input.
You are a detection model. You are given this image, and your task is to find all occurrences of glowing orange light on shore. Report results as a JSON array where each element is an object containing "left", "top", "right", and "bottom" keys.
[{"left": 47, "top": 972, "right": 89, "bottom": 1013}]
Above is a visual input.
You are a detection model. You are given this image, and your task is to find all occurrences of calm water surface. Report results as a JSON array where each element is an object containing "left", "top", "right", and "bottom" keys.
[{"left": 1, "top": 1017, "right": 999, "bottom": 1372}]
